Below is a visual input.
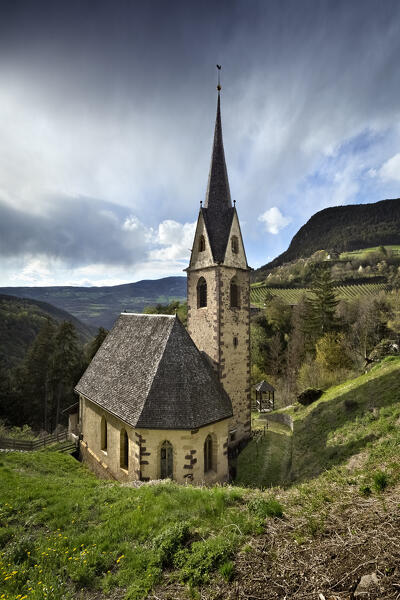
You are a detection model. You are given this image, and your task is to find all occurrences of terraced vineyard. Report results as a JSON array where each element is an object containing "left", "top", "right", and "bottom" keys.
[{"left": 251, "top": 282, "right": 389, "bottom": 306}]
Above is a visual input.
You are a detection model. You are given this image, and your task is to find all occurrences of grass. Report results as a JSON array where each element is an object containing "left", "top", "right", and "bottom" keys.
[
  {"left": 1, "top": 357, "right": 400, "bottom": 599},
  {"left": 250, "top": 282, "right": 389, "bottom": 307},
  {"left": 237, "top": 357, "right": 400, "bottom": 491},
  {"left": 235, "top": 416, "right": 292, "bottom": 488},
  {"left": 340, "top": 245, "right": 400, "bottom": 260},
  {"left": 0, "top": 452, "right": 270, "bottom": 600}
]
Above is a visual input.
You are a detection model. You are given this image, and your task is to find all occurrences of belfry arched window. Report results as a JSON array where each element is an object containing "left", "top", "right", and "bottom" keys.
[
  {"left": 160, "top": 441, "right": 173, "bottom": 479},
  {"left": 204, "top": 434, "right": 214, "bottom": 473},
  {"left": 100, "top": 416, "right": 107, "bottom": 451},
  {"left": 199, "top": 235, "right": 206, "bottom": 252},
  {"left": 197, "top": 277, "right": 207, "bottom": 308},
  {"left": 231, "top": 236, "right": 239, "bottom": 254},
  {"left": 120, "top": 429, "right": 129, "bottom": 470},
  {"left": 230, "top": 277, "right": 240, "bottom": 308}
]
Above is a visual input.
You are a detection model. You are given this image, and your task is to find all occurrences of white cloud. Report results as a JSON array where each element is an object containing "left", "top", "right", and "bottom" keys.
[
  {"left": 379, "top": 153, "right": 400, "bottom": 182},
  {"left": 149, "top": 220, "right": 196, "bottom": 261},
  {"left": 258, "top": 207, "right": 291, "bottom": 235}
]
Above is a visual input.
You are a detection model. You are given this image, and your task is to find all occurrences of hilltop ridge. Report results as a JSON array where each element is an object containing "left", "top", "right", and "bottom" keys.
[{"left": 257, "top": 198, "right": 400, "bottom": 273}]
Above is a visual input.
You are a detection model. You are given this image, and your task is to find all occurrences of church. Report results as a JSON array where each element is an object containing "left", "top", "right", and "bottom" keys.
[{"left": 75, "top": 86, "right": 251, "bottom": 484}]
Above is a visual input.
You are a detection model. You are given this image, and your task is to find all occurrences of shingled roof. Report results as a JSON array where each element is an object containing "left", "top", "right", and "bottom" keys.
[
  {"left": 75, "top": 313, "right": 232, "bottom": 429},
  {"left": 202, "top": 93, "right": 235, "bottom": 263}
]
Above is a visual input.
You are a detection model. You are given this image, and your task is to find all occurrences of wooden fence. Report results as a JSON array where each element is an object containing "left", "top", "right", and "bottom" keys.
[{"left": 0, "top": 430, "right": 70, "bottom": 451}]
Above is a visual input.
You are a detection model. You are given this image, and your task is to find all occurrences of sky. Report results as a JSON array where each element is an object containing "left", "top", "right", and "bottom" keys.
[{"left": 1, "top": 0, "right": 400, "bottom": 287}]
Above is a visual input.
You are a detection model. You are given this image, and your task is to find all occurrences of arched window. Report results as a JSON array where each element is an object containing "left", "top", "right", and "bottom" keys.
[
  {"left": 230, "top": 277, "right": 240, "bottom": 308},
  {"left": 100, "top": 416, "right": 107, "bottom": 451},
  {"left": 204, "top": 434, "right": 213, "bottom": 473},
  {"left": 160, "top": 441, "right": 173, "bottom": 479},
  {"left": 199, "top": 235, "right": 206, "bottom": 252},
  {"left": 197, "top": 277, "right": 207, "bottom": 308},
  {"left": 231, "top": 236, "right": 239, "bottom": 254},
  {"left": 120, "top": 429, "right": 129, "bottom": 470}
]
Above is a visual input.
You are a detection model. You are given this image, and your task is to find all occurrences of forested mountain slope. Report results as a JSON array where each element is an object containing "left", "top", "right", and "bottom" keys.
[
  {"left": 0, "top": 276, "right": 187, "bottom": 329},
  {"left": 0, "top": 294, "right": 95, "bottom": 368},
  {"left": 258, "top": 197, "right": 400, "bottom": 272}
]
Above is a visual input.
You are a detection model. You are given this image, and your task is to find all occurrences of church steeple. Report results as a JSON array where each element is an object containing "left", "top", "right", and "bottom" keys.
[
  {"left": 204, "top": 93, "right": 232, "bottom": 210},
  {"left": 187, "top": 75, "right": 251, "bottom": 447},
  {"left": 201, "top": 90, "right": 235, "bottom": 264}
]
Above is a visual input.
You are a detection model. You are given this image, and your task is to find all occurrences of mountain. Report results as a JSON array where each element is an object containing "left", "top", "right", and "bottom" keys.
[
  {"left": 0, "top": 294, "right": 96, "bottom": 368},
  {"left": 0, "top": 276, "right": 187, "bottom": 329},
  {"left": 257, "top": 198, "right": 400, "bottom": 273}
]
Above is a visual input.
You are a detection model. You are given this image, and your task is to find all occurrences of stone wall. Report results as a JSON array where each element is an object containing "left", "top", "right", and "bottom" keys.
[
  {"left": 187, "top": 264, "right": 251, "bottom": 445},
  {"left": 80, "top": 396, "right": 229, "bottom": 485},
  {"left": 262, "top": 411, "right": 294, "bottom": 432}
]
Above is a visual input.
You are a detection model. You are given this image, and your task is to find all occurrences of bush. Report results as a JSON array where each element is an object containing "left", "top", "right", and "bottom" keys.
[
  {"left": 248, "top": 496, "right": 283, "bottom": 519},
  {"left": 174, "top": 534, "right": 234, "bottom": 586},
  {"left": 359, "top": 484, "right": 372, "bottom": 497},
  {"left": 152, "top": 521, "right": 190, "bottom": 567},
  {"left": 373, "top": 470, "right": 389, "bottom": 492},
  {"left": 297, "top": 388, "right": 323, "bottom": 406},
  {"left": 219, "top": 560, "right": 235, "bottom": 582}
]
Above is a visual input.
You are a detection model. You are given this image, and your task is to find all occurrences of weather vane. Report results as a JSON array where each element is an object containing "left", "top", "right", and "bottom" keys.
[{"left": 216, "top": 64, "right": 221, "bottom": 91}]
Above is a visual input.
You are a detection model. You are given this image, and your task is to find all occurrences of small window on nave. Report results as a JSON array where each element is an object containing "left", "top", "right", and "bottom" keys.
[
  {"left": 120, "top": 429, "right": 129, "bottom": 470},
  {"left": 231, "top": 236, "right": 239, "bottom": 254},
  {"left": 197, "top": 277, "right": 207, "bottom": 308},
  {"left": 100, "top": 416, "right": 107, "bottom": 451},
  {"left": 204, "top": 434, "right": 214, "bottom": 473},
  {"left": 199, "top": 235, "right": 206, "bottom": 252},
  {"left": 230, "top": 277, "right": 240, "bottom": 308}
]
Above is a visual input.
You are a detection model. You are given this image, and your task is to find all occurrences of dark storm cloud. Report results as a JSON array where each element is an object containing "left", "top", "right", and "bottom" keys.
[
  {"left": 0, "top": 196, "right": 148, "bottom": 266},
  {"left": 1, "top": 0, "right": 400, "bottom": 281}
]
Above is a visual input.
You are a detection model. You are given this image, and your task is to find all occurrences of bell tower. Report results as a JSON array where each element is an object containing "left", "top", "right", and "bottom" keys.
[{"left": 186, "top": 82, "right": 251, "bottom": 446}]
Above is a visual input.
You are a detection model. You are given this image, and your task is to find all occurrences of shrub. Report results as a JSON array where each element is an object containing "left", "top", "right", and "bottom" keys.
[
  {"left": 373, "top": 470, "right": 389, "bottom": 492},
  {"left": 297, "top": 388, "right": 323, "bottom": 406},
  {"left": 219, "top": 560, "right": 235, "bottom": 582},
  {"left": 152, "top": 521, "right": 190, "bottom": 567},
  {"left": 248, "top": 496, "right": 283, "bottom": 519},
  {"left": 174, "top": 534, "right": 234, "bottom": 585},
  {"left": 359, "top": 484, "right": 372, "bottom": 497}
]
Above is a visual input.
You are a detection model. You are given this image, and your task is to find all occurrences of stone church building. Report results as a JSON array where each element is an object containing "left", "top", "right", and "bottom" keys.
[{"left": 75, "top": 89, "right": 251, "bottom": 484}]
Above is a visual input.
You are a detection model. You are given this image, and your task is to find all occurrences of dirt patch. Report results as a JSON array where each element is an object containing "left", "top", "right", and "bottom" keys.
[
  {"left": 346, "top": 452, "right": 368, "bottom": 472},
  {"left": 150, "top": 485, "right": 400, "bottom": 600}
]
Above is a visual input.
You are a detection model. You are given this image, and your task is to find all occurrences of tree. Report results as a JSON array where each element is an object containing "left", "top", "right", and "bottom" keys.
[
  {"left": 20, "top": 320, "right": 57, "bottom": 430},
  {"left": 86, "top": 327, "right": 109, "bottom": 363},
  {"left": 315, "top": 333, "right": 353, "bottom": 371},
  {"left": 305, "top": 267, "right": 338, "bottom": 342},
  {"left": 143, "top": 301, "right": 188, "bottom": 326},
  {"left": 50, "top": 322, "right": 83, "bottom": 430}
]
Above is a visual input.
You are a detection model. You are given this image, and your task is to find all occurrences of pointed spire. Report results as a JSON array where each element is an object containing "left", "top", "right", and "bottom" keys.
[{"left": 204, "top": 92, "right": 232, "bottom": 210}]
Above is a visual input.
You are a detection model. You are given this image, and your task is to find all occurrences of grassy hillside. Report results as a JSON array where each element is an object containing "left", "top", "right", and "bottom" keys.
[
  {"left": 0, "top": 294, "right": 95, "bottom": 368},
  {"left": 257, "top": 197, "right": 400, "bottom": 272},
  {"left": 237, "top": 356, "right": 400, "bottom": 488},
  {"left": 0, "top": 277, "right": 186, "bottom": 329},
  {"left": 1, "top": 358, "right": 400, "bottom": 599}
]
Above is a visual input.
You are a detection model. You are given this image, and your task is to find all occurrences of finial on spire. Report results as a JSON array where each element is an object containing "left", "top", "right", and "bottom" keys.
[
  {"left": 216, "top": 64, "right": 222, "bottom": 91},
  {"left": 233, "top": 199, "right": 236, "bottom": 207},
  {"left": 200, "top": 200, "right": 203, "bottom": 207}
]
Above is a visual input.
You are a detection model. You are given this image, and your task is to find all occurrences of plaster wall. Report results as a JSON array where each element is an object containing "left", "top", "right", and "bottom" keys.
[{"left": 80, "top": 396, "right": 229, "bottom": 484}]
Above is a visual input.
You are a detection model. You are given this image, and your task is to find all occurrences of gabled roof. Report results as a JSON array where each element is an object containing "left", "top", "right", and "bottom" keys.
[
  {"left": 75, "top": 313, "right": 232, "bottom": 430},
  {"left": 254, "top": 380, "right": 276, "bottom": 393},
  {"left": 202, "top": 93, "right": 235, "bottom": 263}
]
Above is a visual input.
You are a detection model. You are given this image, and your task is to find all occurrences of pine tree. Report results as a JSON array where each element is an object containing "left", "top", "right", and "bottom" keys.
[
  {"left": 51, "top": 322, "right": 83, "bottom": 430},
  {"left": 18, "top": 320, "right": 57, "bottom": 430},
  {"left": 86, "top": 327, "right": 108, "bottom": 363},
  {"left": 305, "top": 267, "right": 339, "bottom": 341}
]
